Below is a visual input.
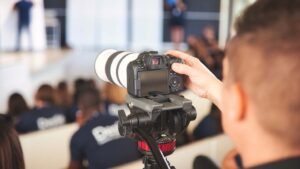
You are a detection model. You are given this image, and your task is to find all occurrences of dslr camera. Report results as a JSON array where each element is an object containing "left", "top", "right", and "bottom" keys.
[
  {"left": 127, "top": 51, "right": 184, "bottom": 97},
  {"left": 95, "top": 49, "right": 196, "bottom": 169}
]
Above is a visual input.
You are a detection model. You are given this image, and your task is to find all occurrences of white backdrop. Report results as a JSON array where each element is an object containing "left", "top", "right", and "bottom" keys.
[
  {"left": 0, "top": 0, "right": 46, "bottom": 51},
  {"left": 67, "top": 0, "right": 163, "bottom": 51}
]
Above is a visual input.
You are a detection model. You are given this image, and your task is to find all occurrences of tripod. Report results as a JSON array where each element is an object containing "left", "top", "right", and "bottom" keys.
[
  {"left": 118, "top": 94, "right": 197, "bottom": 169},
  {"left": 135, "top": 128, "right": 175, "bottom": 169}
]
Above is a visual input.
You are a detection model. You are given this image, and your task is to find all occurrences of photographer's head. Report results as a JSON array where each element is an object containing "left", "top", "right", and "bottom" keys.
[{"left": 222, "top": 0, "right": 300, "bottom": 165}]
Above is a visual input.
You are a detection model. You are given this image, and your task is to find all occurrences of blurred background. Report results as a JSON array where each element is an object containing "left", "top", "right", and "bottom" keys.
[{"left": 0, "top": 0, "right": 255, "bottom": 169}]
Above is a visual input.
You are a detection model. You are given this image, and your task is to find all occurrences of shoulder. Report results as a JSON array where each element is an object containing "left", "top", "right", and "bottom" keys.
[
  {"left": 90, "top": 113, "right": 118, "bottom": 125},
  {"left": 70, "top": 124, "right": 91, "bottom": 151},
  {"left": 18, "top": 110, "right": 36, "bottom": 122}
]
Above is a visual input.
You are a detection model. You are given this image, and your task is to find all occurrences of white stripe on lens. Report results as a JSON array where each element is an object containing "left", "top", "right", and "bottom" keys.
[
  {"left": 118, "top": 53, "right": 139, "bottom": 88},
  {"left": 95, "top": 49, "right": 117, "bottom": 82},
  {"left": 110, "top": 51, "right": 131, "bottom": 86}
]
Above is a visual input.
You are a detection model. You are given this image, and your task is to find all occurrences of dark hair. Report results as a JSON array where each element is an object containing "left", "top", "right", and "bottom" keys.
[
  {"left": 7, "top": 93, "right": 29, "bottom": 117},
  {"left": 0, "top": 115, "right": 25, "bottom": 169},
  {"left": 35, "top": 84, "right": 55, "bottom": 104},
  {"left": 55, "top": 81, "right": 71, "bottom": 110},
  {"left": 87, "top": 79, "right": 96, "bottom": 89},
  {"left": 227, "top": 0, "right": 300, "bottom": 147},
  {"left": 78, "top": 88, "right": 101, "bottom": 112},
  {"left": 235, "top": 0, "right": 300, "bottom": 37},
  {"left": 58, "top": 81, "right": 67, "bottom": 91},
  {"left": 74, "top": 78, "right": 87, "bottom": 92}
]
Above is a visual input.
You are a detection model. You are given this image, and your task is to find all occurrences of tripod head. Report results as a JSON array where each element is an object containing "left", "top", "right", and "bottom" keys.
[{"left": 118, "top": 94, "right": 197, "bottom": 169}]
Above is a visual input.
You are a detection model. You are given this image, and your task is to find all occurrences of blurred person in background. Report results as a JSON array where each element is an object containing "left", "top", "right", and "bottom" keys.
[
  {"left": 187, "top": 25, "right": 224, "bottom": 79},
  {"left": 67, "top": 78, "right": 95, "bottom": 123},
  {"left": 0, "top": 114, "right": 25, "bottom": 169},
  {"left": 16, "top": 84, "right": 66, "bottom": 133},
  {"left": 165, "top": 0, "right": 186, "bottom": 50},
  {"left": 189, "top": 26, "right": 224, "bottom": 141},
  {"left": 68, "top": 88, "right": 140, "bottom": 169},
  {"left": 7, "top": 93, "right": 30, "bottom": 126},
  {"left": 55, "top": 81, "right": 72, "bottom": 115},
  {"left": 13, "top": 0, "right": 34, "bottom": 51},
  {"left": 192, "top": 105, "right": 223, "bottom": 141}
]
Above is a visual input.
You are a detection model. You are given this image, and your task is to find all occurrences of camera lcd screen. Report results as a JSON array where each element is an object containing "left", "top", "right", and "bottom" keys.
[{"left": 140, "top": 70, "right": 169, "bottom": 95}]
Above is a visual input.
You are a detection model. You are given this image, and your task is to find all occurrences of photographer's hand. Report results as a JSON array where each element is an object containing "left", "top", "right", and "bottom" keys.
[{"left": 166, "top": 50, "right": 223, "bottom": 110}]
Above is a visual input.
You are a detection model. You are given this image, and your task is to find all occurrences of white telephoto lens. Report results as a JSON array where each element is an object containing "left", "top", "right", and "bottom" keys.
[
  {"left": 95, "top": 49, "right": 117, "bottom": 83},
  {"left": 95, "top": 49, "right": 139, "bottom": 88},
  {"left": 109, "top": 51, "right": 131, "bottom": 87},
  {"left": 117, "top": 53, "right": 139, "bottom": 88}
]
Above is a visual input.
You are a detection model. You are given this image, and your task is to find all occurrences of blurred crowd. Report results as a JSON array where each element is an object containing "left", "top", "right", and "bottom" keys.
[
  {"left": 1, "top": 23, "right": 226, "bottom": 168},
  {"left": 5, "top": 79, "right": 124, "bottom": 134}
]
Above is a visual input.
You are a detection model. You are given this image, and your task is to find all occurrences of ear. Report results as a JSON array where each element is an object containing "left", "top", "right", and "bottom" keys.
[{"left": 227, "top": 83, "right": 247, "bottom": 122}]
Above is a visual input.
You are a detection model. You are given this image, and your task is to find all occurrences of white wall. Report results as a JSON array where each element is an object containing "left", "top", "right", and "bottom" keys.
[
  {"left": 218, "top": 0, "right": 256, "bottom": 48},
  {"left": 131, "top": 0, "right": 163, "bottom": 51},
  {"left": 0, "top": 0, "right": 46, "bottom": 51},
  {"left": 0, "top": 59, "right": 32, "bottom": 113},
  {"left": 67, "top": 0, "right": 163, "bottom": 51}
]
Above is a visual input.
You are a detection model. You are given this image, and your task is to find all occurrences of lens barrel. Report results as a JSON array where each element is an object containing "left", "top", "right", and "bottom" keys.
[{"left": 95, "top": 49, "right": 139, "bottom": 88}]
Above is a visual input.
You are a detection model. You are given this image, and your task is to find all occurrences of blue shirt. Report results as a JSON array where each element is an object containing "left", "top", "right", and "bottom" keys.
[
  {"left": 70, "top": 113, "right": 141, "bottom": 169},
  {"left": 16, "top": 105, "right": 66, "bottom": 133},
  {"left": 15, "top": 0, "right": 33, "bottom": 26}
]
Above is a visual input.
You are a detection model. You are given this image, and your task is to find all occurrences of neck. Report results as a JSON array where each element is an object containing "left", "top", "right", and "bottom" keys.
[
  {"left": 238, "top": 129, "right": 300, "bottom": 168},
  {"left": 35, "top": 100, "right": 47, "bottom": 109},
  {"left": 81, "top": 109, "right": 100, "bottom": 124}
]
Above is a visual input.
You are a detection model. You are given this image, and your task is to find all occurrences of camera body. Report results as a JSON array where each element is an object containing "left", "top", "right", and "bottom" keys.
[{"left": 127, "top": 51, "right": 184, "bottom": 97}]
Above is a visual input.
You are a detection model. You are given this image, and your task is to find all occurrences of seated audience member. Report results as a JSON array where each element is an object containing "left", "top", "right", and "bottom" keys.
[
  {"left": 68, "top": 88, "right": 140, "bottom": 169},
  {"left": 193, "top": 104, "right": 223, "bottom": 140},
  {"left": 0, "top": 114, "right": 25, "bottom": 169},
  {"left": 7, "top": 93, "right": 30, "bottom": 125},
  {"left": 103, "top": 83, "right": 128, "bottom": 116},
  {"left": 55, "top": 81, "right": 72, "bottom": 114},
  {"left": 68, "top": 78, "right": 89, "bottom": 122},
  {"left": 16, "top": 84, "right": 66, "bottom": 133}
]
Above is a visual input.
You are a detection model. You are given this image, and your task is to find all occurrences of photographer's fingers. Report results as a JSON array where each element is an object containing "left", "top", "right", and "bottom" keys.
[
  {"left": 185, "top": 79, "right": 208, "bottom": 99},
  {"left": 171, "top": 63, "right": 196, "bottom": 77},
  {"left": 166, "top": 50, "right": 198, "bottom": 66}
]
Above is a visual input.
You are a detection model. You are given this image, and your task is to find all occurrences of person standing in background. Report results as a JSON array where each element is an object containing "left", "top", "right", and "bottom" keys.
[
  {"left": 165, "top": 0, "right": 186, "bottom": 50},
  {"left": 13, "top": 0, "right": 33, "bottom": 51}
]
